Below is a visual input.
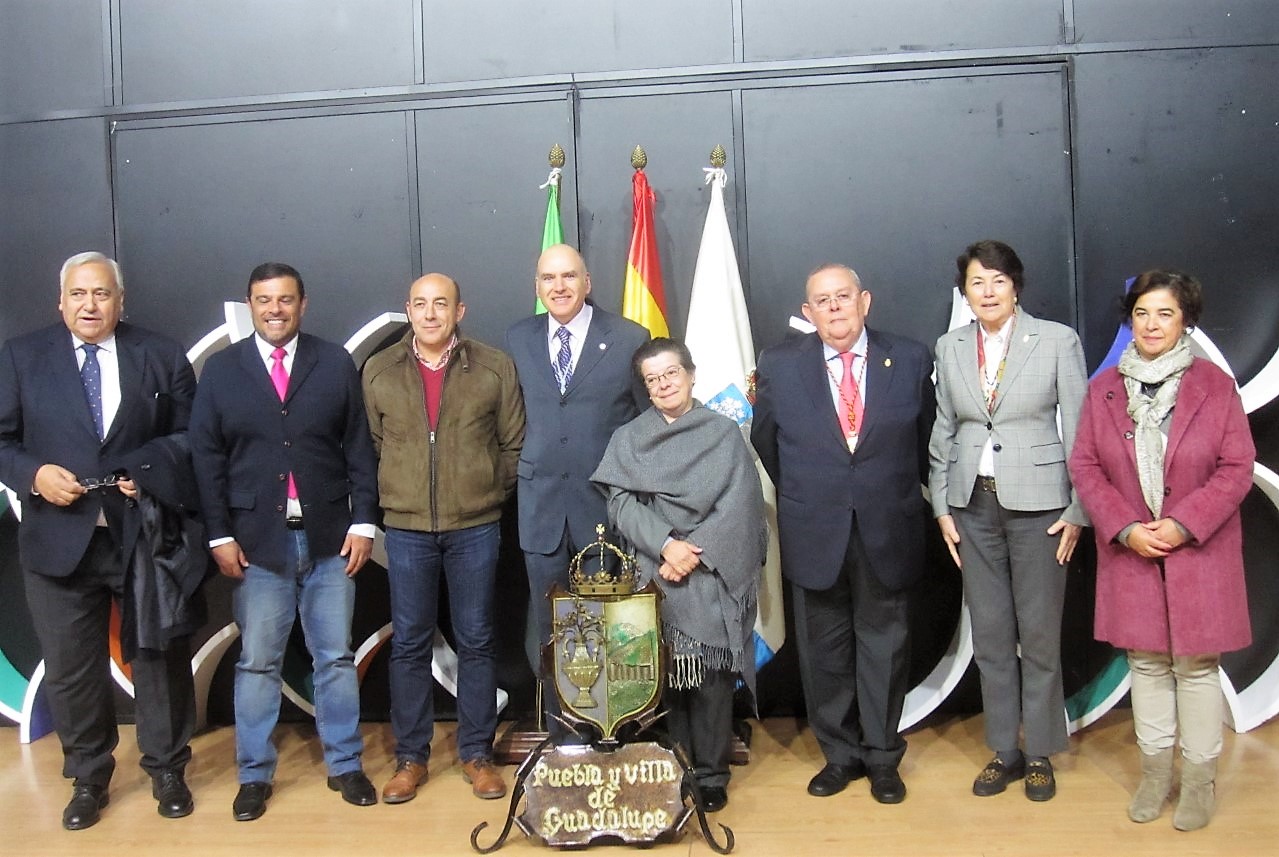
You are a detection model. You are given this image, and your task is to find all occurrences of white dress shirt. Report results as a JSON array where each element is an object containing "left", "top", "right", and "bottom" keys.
[{"left": 977, "top": 317, "right": 1014, "bottom": 477}]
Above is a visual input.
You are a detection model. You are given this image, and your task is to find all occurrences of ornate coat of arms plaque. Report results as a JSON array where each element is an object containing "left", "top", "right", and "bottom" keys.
[{"left": 548, "top": 582, "right": 664, "bottom": 741}]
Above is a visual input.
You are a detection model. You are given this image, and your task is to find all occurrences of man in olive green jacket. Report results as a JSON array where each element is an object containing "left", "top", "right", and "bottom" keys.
[{"left": 362, "top": 273, "right": 525, "bottom": 804}]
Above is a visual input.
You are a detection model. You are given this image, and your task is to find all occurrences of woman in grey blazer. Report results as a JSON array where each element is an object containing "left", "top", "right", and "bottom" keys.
[{"left": 928, "top": 240, "right": 1089, "bottom": 802}]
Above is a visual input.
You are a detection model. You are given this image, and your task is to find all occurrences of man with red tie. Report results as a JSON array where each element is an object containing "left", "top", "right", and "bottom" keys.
[
  {"left": 751, "top": 264, "right": 935, "bottom": 805},
  {"left": 190, "top": 263, "right": 380, "bottom": 821}
]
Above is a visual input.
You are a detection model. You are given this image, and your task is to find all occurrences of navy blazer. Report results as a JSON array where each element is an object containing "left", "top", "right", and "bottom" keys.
[
  {"left": 505, "top": 306, "right": 649, "bottom": 554},
  {"left": 190, "top": 333, "right": 378, "bottom": 572},
  {"left": 0, "top": 321, "right": 196, "bottom": 578},
  {"left": 751, "top": 328, "right": 936, "bottom": 592}
]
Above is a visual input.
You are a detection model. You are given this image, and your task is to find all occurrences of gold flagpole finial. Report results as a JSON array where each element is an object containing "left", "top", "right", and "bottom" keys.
[
  {"left": 630, "top": 145, "right": 647, "bottom": 170},
  {"left": 710, "top": 144, "right": 726, "bottom": 168},
  {"left": 548, "top": 143, "right": 566, "bottom": 168}
]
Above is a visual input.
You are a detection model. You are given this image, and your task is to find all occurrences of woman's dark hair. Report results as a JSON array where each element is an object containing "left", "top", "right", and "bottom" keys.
[
  {"left": 955, "top": 240, "right": 1024, "bottom": 296},
  {"left": 1122, "top": 269, "right": 1203, "bottom": 329},
  {"left": 631, "top": 337, "right": 696, "bottom": 381}
]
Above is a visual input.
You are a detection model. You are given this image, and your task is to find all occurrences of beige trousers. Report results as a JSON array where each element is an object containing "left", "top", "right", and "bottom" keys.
[{"left": 1127, "top": 650, "right": 1223, "bottom": 764}]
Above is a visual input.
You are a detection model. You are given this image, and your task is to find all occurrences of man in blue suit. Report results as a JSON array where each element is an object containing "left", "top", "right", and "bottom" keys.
[
  {"left": 0, "top": 252, "right": 198, "bottom": 830},
  {"left": 190, "top": 262, "right": 380, "bottom": 820},
  {"left": 751, "top": 264, "right": 935, "bottom": 805},
  {"left": 505, "top": 244, "right": 649, "bottom": 736}
]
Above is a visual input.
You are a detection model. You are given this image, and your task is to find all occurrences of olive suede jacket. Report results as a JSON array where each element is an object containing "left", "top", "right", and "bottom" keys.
[{"left": 362, "top": 331, "right": 525, "bottom": 533}]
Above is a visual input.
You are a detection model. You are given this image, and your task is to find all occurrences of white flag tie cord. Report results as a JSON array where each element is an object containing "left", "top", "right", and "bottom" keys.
[{"left": 539, "top": 167, "right": 562, "bottom": 190}]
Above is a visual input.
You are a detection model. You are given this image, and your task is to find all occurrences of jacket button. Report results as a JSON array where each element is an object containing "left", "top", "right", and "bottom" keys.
[
  {"left": 281, "top": 408, "right": 288, "bottom": 416},
  {"left": 1105, "top": 392, "right": 1115, "bottom": 400},
  {"left": 278, "top": 473, "right": 287, "bottom": 481},
  {"left": 283, "top": 440, "right": 291, "bottom": 448},
  {"left": 140, "top": 463, "right": 152, "bottom": 471},
  {"left": 985, "top": 422, "right": 992, "bottom": 431},
  {"left": 560, "top": 437, "right": 568, "bottom": 444},
  {"left": 1124, "top": 431, "right": 1134, "bottom": 439},
  {"left": 276, "top": 504, "right": 285, "bottom": 512},
  {"left": 561, "top": 473, "right": 569, "bottom": 480},
  {"left": 992, "top": 443, "right": 1002, "bottom": 452},
  {"left": 1164, "top": 487, "right": 1172, "bottom": 496}
]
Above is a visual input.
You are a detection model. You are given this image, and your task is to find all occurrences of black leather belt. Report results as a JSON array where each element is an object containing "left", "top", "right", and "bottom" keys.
[
  {"left": 286, "top": 516, "right": 305, "bottom": 530},
  {"left": 976, "top": 475, "right": 997, "bottom": 493}
]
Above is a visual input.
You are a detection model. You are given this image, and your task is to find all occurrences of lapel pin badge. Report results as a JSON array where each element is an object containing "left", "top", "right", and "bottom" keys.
[
  {"left": 1023, "top": 334, "right": 1030, "bottom": 343},
  {"left": 599, "top": 342, "right": 607, "bottom": 350},
  {"left": 884, "top": 358, "right": 891, "bottom": 367}
]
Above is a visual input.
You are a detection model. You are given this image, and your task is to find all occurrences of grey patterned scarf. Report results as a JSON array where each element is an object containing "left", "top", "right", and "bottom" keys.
[{"left": 1117, "top": 336, "right": 1193, "bottom": 517}]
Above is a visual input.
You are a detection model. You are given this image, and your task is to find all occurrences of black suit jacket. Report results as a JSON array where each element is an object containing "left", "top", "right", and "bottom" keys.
[
  {"left": 0, "top": 321, "right": 196, "bottom": 578},
  {"left": 751, "top": 328, "right": 936, "bottom": 592},
  {"left": 189, "top": 333, "right": 379, "bottom": 572},
  {"left": 505, "top": 307, "right": 649, "bottom": 554}
]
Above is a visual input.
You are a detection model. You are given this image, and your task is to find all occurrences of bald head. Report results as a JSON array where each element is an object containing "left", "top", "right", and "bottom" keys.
[
  {"left": 535, "top": 244, "right": 592, "bottom": 324},
  {"left": 407, "top": 272, "right": 465, "bottom": 359}
]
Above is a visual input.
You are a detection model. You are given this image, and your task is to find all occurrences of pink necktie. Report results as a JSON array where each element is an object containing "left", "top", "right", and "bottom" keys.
[
  {"left": 838, "top": 351, "right": 864, "bottom": 443},
  {"left": 270, "top": 348, "right": 298, "bottom": 500}
]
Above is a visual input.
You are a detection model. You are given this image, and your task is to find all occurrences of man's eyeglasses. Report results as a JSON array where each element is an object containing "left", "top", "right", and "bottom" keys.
[
  {"left": 642, "top": 366, "right": 685, "bottom": 389},
  {"left": 78, "top": 474, "right": 124, "bottom": 491},
  {"left": 808, "top": 292, "right": 858, "bottom": 312}
]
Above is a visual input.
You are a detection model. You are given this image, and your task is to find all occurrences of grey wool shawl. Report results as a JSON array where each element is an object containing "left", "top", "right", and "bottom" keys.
[{"left": 590, "top": 403, "right": 766, "bottom": 694}]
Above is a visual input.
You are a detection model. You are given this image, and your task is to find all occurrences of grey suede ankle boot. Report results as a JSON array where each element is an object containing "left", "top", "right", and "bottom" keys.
[
  {"left": 1128, "top": 748, "right": 1174, "bottom": 823},
  {"left": 1173, "top": 757, "right": 1216, "bottom": 831}
]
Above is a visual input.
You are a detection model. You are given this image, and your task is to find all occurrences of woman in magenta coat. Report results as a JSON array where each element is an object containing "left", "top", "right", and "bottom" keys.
[{"left": 1069, "top": 269, "right": 1254, "bottom": 833}]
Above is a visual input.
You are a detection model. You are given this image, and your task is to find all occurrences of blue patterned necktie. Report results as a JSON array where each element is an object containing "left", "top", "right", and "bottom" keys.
[
  {"left": 554, "top": 326, "right": 573, "bottom": 393},
  {"left": 81, "top": 343, "right": 105, "bottom": 439}
]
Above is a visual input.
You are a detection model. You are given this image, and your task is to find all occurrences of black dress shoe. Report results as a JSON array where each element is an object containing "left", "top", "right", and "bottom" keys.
[
  {"left": 232, "top": 782, "right": 272, "bottom": 821},
  {"left": 972, "top": 756, "right": 1026, "bottom": 796},
  {"left": 63, "top": 784, "right": 109, "bottom": 831},
  {"left": 868, "top": 765, "right": 907, "bottom": 804},
  {"left": 152, "top": 770, "right": 194, "bottom": 818},
  {"left": 327, "top": 770, "right": 378, "bottom": 806},
  {"left": 700, "top": 785, "right": 729, "bottom": 812},
  {"left": 807, "top": 761, "right": 866, "bottom": 797}
]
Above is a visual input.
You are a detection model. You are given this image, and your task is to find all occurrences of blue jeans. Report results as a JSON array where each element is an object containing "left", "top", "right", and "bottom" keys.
[
  {"left": 231, "top": 530, "right": 363, "bottom": 783},
  {"left": 385, "top": 522, "right": 500, "bottom": 763}
]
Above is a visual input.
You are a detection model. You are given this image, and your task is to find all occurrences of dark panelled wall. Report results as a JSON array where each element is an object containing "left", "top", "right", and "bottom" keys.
[{"left": 3, "top": 1, "right": 1278, "bottom": 727}]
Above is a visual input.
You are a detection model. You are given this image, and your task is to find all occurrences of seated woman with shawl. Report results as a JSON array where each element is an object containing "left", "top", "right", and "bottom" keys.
[{"left": 590, "top": 337, "right": 766, "bottom": 814}]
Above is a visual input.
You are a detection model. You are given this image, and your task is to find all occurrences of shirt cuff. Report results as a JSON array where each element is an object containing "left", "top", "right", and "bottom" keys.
[
  {"left": 348, "top": 523, "right": 377, "bottom": 539},
  {"left": 208, "top": 536, "right": 235, "bottom": 548},
  {"left": 1116, "top": 523, "right": 1139, "bottom": 546}
]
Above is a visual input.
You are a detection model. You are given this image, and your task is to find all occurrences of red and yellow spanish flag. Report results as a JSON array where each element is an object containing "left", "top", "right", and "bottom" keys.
[{"left": 621, "top": 168, "right": 670, "bottom": 337}]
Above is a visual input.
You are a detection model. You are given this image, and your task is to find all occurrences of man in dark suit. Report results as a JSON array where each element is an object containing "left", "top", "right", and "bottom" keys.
[
  {"left": 505, "top": 244, "right": 649, "bottom": 735},
  {"left": 0, "top": 252, "right": 198, "bottom": 830},
  {"left": 190, "top": 262, "right": 380, "bottom": 821},
  {"left": 751, "top": 263, "right": 935, "bottom": 804}
]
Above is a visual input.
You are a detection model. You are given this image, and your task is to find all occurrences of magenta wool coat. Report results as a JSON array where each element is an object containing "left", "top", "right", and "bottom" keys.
[{"left": 1069, "top": 358, "right": 1255, "bottom": 656}]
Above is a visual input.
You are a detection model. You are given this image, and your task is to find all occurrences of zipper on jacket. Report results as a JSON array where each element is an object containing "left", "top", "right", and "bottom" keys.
[{"left": 429, "top": 428, "right": 438, "bottom": 530}]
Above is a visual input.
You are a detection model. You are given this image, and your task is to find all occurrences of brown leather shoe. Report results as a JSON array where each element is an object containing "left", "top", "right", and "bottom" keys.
[
  {"left": 382, "top": 759, "right": 429, "bottom": 804},
  {"left": 460, "top": 758, "right": 507, "bottom": 800}
]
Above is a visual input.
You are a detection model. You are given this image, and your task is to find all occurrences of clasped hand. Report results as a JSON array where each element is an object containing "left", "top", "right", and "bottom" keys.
[{"left": 658, "top": 538, "right": 702, "bottom": 582}]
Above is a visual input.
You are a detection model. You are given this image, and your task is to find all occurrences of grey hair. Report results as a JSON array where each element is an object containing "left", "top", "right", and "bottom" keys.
[
  {"left": 60, "top": 252, "right": 123, "bottom": 293},
  {"left": 806, "top": 262, "right": 863, "bottom": 290}
]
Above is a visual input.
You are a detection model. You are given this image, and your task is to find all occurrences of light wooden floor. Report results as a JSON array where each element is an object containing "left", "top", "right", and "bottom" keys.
[{"left": 3, "top": 711, "right": 1279, "bottom": 856}]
